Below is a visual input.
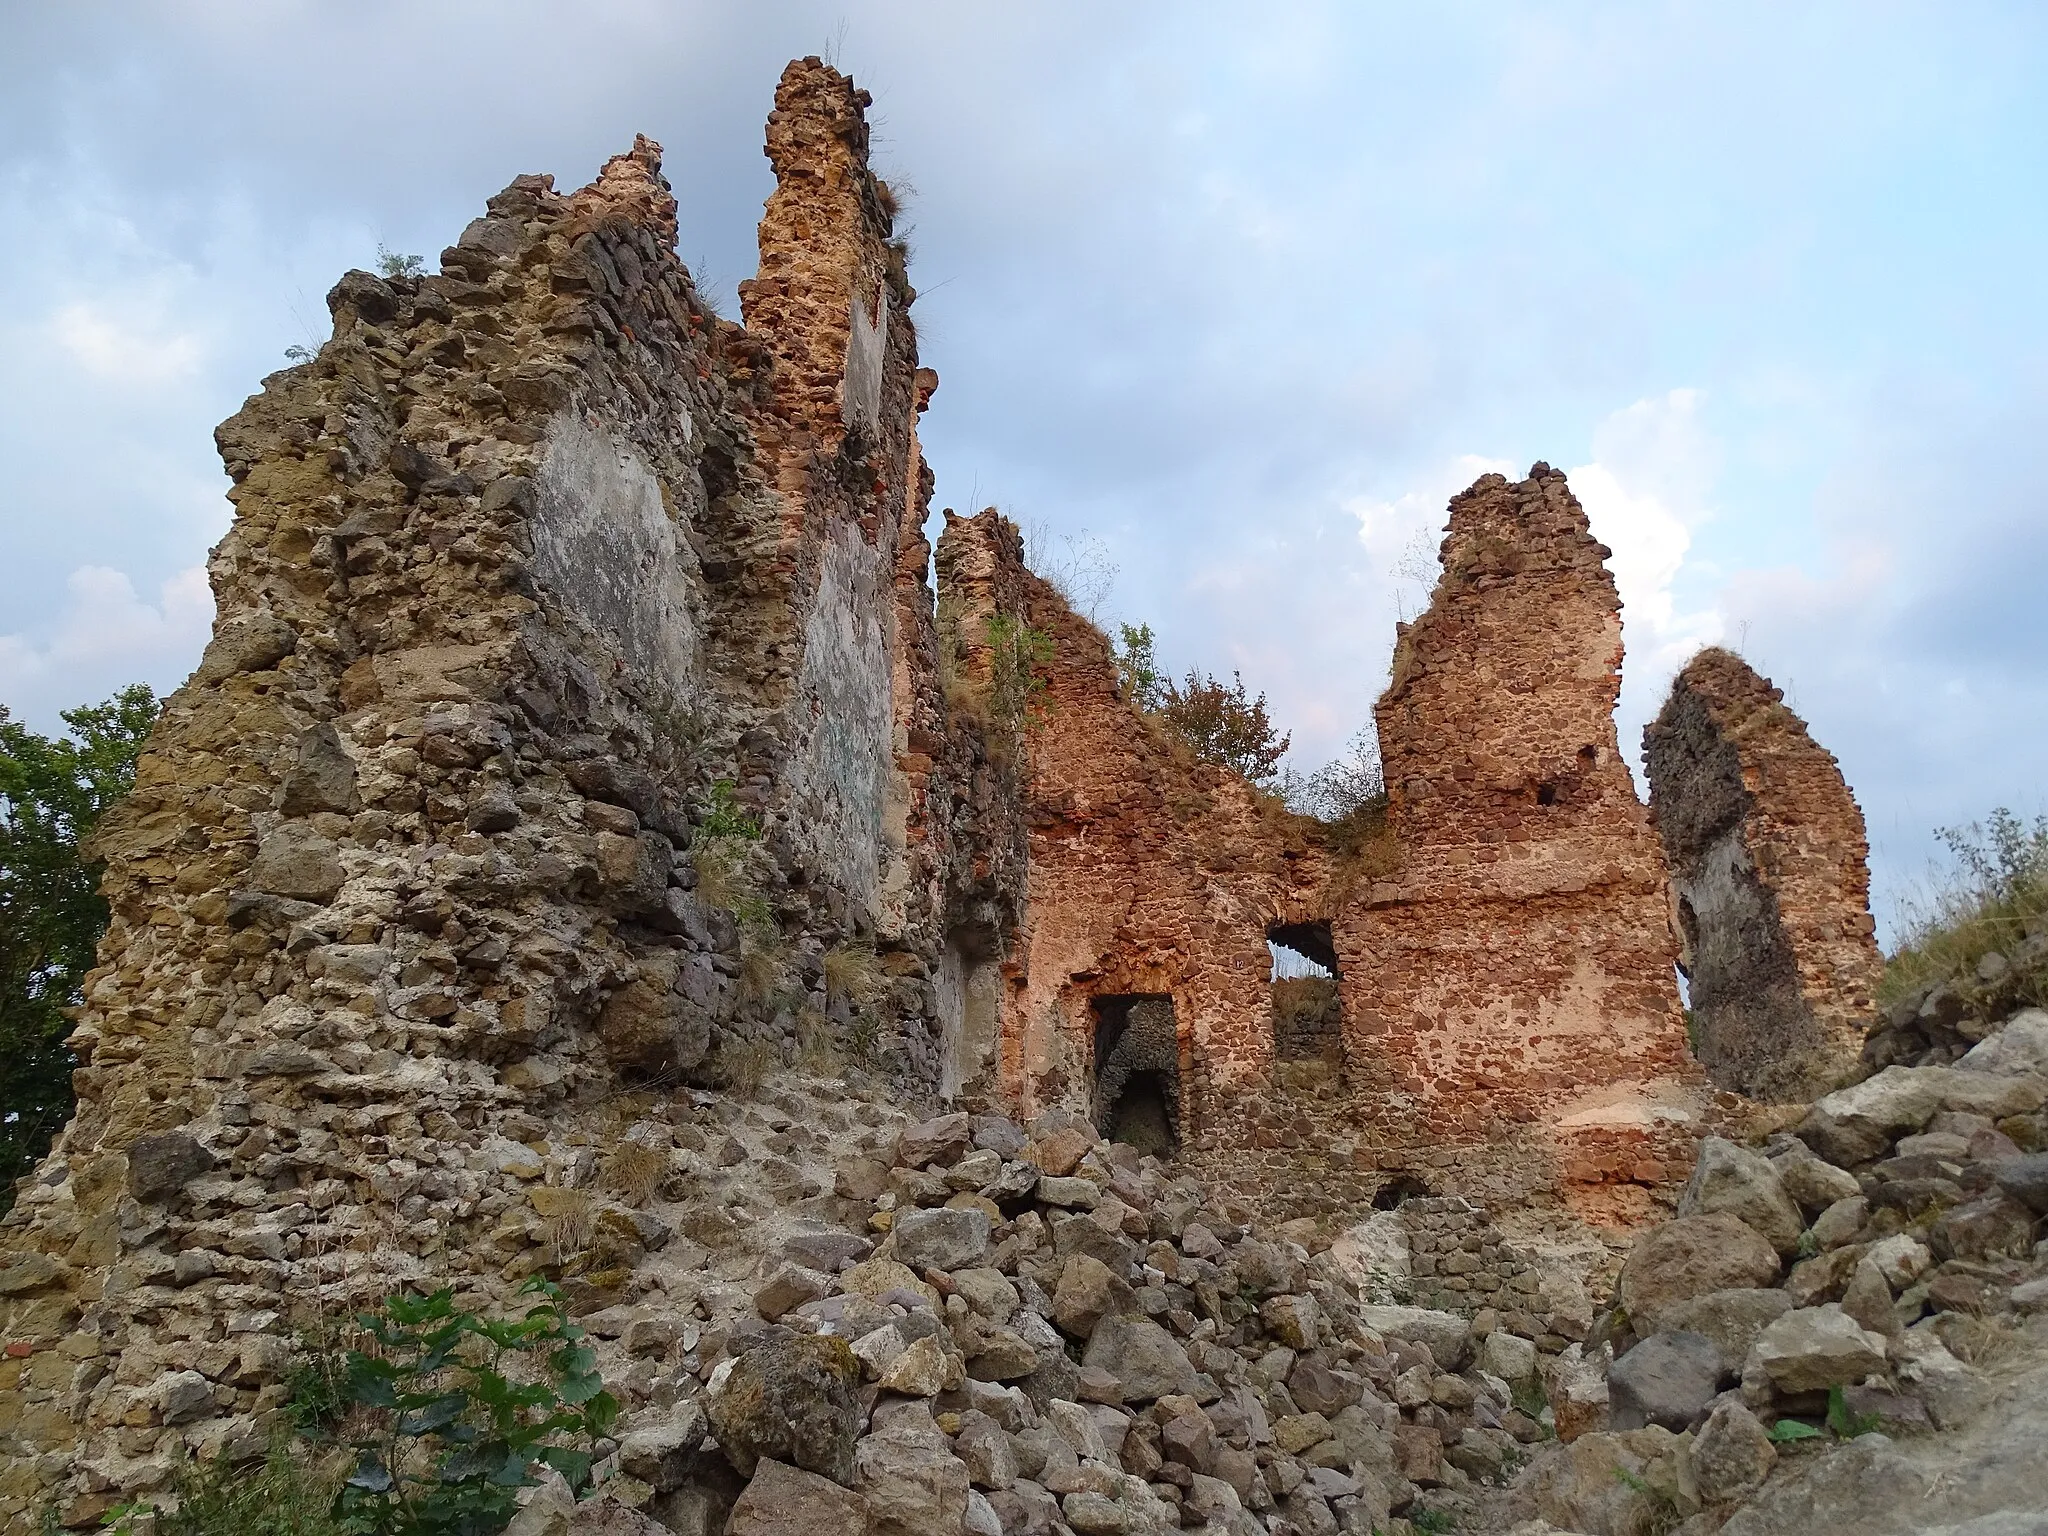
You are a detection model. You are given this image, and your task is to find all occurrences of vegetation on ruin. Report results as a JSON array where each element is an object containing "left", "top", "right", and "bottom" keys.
[
  {"left": 1881, "top": 805, "right": 2048, "bottom": 1012},
  {"left": 100, "top": 1435, "right": 345, "bottom": 1536},
  {"left": 329, "top": 1277, "right": 617, "bottom": 1536},
  {"left": 1155, "top": 668, "right": 1292, "bottom": 786},
  {"left": 0, "top": 685, "right": 157, "bottom": 1210}
]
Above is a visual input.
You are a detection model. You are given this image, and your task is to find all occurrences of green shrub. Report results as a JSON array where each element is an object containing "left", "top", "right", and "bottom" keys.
[
  {"left": 1883, "top": 807, "right": 2048, "bottom": 1010},
  {"left": 332, "top": 1277, "right": 618, "bottom": 1536}
]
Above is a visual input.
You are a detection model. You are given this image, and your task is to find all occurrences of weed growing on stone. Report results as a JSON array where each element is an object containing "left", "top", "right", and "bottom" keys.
[
  {"left": 1883, "top": 806, "right": 2048, "bottom": 1010},
  {"left": 1409, "top": 1507, "right": 1459, "bottom": 1535},
  {"left": 374, "top": 246, "right": 426, "bottom": 281},
  {"left": 101, "top": 1432, "right": 344, "bottom": 1536},
  {"left": 843, "top": 1007, "right": 883, "bottom": 1070},
  {"left": 331, "top": 1277, "right": 617, "bottom": 1536},
  {"left": 600, "top": 1139, "right": 669, "bottom": 1208}
]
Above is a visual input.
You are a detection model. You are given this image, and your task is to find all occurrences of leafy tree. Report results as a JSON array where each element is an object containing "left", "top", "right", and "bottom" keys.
[
  {"left": 1113, "top": 623, "right": 1165, "bottom": 712},
  {"left": 333, "top": 1278, "right": 619, "bottom": 1536},
  {"left": 1157, "top": 668, "right": 1291, "bottom": 787},
  {"left": 0, "top": 685, "right": 158, "bottom": 1206}
]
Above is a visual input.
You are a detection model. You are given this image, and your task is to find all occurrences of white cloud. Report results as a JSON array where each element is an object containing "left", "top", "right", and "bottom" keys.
[
  {"left": 1568, "top": 390, "right": 1726, "bottom": 777},
  {"left": 49, "top": 298, "right": 205, "bottom": 386},
  {"left": 1345, "top": 452, "right": 1515, "bottom": 621},
  {"left": 0, "top": 563, "right": 214, "bottom": 727}
]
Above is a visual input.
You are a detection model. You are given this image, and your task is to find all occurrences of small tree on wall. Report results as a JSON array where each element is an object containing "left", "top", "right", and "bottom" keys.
[{"left": 1155, "top": 668, "right": 1291, "bottom": 788}]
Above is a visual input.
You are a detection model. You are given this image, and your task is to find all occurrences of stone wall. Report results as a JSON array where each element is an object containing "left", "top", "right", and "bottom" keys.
[
  {"left": 0, "top": 60, "right": 1026, "bottom": 1528},
  {"left": 1644, "top": 646, "right": 1881, "bottom": 1101},
  {"left": 1356, "top": 466, "right": 1706, "bottom": 1227},
  {"left": 998, "top": 466, "right": 1715, "bottom": 1231}
]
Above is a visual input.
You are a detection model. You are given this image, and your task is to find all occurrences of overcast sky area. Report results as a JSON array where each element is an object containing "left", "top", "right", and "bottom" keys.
[{"left": 2, "top": 2, "right": 2044, "bottom": 941}]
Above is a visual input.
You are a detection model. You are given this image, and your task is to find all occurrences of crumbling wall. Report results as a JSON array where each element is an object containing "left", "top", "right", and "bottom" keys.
[
  {"left": 0, "top": 60, "right": 1025, "bottom": 1528},
  {"left": 1359, "top": 466, "right": 1705, "bottom": 1226},
  {"left": 993, "top": 469, "right": 1708, "bottom": 1226},
  {"left": 1644, "top": 646, "right": 1879, "bottom": 1101},
  {"left": 983, "top": 526, "right": 1334, "bottom": 1155}
]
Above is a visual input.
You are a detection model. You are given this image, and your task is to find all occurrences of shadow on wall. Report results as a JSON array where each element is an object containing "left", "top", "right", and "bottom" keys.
[{"left": 1092, "top": 995, "right": 1180, "bottom": 1155}]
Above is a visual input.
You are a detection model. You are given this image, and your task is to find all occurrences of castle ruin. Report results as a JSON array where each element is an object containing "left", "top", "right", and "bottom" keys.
[{"left": 0, "top": 60, "right": 1884, "bottom": 1527}]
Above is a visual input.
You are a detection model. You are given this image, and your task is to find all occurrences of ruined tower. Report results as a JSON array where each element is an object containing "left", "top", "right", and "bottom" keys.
[
  {"left": 1644, "top": 646, "right": 1880, "bottom": 1101},
  {"left": 1354, "top": 466, "right": 1700, "bottom": 1219}
]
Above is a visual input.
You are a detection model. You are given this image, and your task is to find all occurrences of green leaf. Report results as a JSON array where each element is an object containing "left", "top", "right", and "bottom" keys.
[
  {"left": 398, "top": 1390, "right": 470, "bottom": 1436},
  {"left": 1768, "top": 1418, "right": 1824, "bottom": 1443},
  {"left": 345, "top": 1451, "right": 395, "bottom": 1493},
  {"left": 537, "top": 1445, "right": 594, "bottom": 1490}
]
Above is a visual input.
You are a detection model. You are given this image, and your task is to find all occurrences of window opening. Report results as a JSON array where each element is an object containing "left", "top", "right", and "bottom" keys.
[
  {"left": 1372, "top": 1175, "right": 1432, "bottom": 1210},
  {"left": 1267, "top": 919, "right": 1343, "bottom": 1065},
  {"left": 1091, "top": 995, "right": 1180, "bottom": 1156}
]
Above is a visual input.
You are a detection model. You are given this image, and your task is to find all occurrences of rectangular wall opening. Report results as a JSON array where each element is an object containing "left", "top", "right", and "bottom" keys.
[
  {"left": 1090, "top": 994, "right": 1179, "bottom": 1156},
  {"left": 1268, "top": 919, "right": 1343, "bottom": 1066}
]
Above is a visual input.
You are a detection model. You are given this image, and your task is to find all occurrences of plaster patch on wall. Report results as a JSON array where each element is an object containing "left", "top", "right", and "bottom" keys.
[
  {"left": 532, "top": 412, "right": 702, "bottom": 686},
  {"left": 843, "top": 281, "right": 887, "bottom": 430},
  {"left": 788, "top": 520, "right": 893, "bottom": 914}
]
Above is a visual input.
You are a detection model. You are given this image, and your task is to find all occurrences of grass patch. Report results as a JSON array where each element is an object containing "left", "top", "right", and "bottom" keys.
[
  {"left": 1882, "top": 807, "right": 2048, "bottom": 1011},
  {"left": 601, "top": 1139, "right": 669, "bottom": 1207},
  {"left": 708, "top": 1037, "right": 779, "bottom": 1097},
  {"left": 104, "top": 1434, "right": 346, "bottom": 1536}
]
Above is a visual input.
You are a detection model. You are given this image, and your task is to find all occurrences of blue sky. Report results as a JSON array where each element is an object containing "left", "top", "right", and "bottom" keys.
[{"left": 2, "top": 2, "right": 2044, "bottom": 939}]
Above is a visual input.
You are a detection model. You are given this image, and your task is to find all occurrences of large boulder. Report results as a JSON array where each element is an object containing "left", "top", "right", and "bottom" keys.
[
  {"left": 1542, "top": 1342, "right": 1611, "bottom": 1444},
  {"left": 1359, "top": 1306, "right": 1472, "bottom": 1371},
  {"left": 897, "top": 1113, "right": 972, "bottom": 1170},
  {"left": 1957, "top": 1008, "right": 2048, "bottom": 1077},
  {"left": 1608, "top": 1331, "right": 1723, "bottom": 1431},
  {"left": 1082, "top": 1313, "right": 1201, "bottom": 1403},
  {"left": 1991, "top": 1151, "right": 2048, "bottom": 1214},
  {"left": 1772, "top": 1145, "right": 1863, "bottom": 1220},
  {"left": 1327, "top": 1212, "right": 1411, "bottom": 1300},
  {"left": 707, "top": 1332, "right": 864, "bottom": 1484},
  {"left": 1658, "top": 1289, "right": 1796, "bottom": 1371},
  {"left": 1797, "top": 1066, "right": 2044, "bottom": 1166},
  {"left": 1745, "top": 1304, "right": 1888, "bottom": 1394},
  {"left": 1686, "top": 1399, "right": 1776, "bottom": 1505},
  {"left": 1678, "top": 1138, "right": 1805, "bottom": 1256},
  {"left": 1053, "top": 1253, "right": 1133, "bottom": 1340},
  {"left": 727, "top": 1460, "right": 869, "bottom": 1536},
  {"left": 1615, "top": 1214, "right": 1782, "bottom": 1332},
  {"left": 893, "top": 1207, "right": 992, "bottom": 1272},
  {"left": 854, "top": 1410, "right": 972, "bottom": 1536}
]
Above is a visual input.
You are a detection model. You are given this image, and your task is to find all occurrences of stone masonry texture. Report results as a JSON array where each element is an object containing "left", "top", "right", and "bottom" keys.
[
  {"left": 0, "top": 62, "right": 1886, "bottom": 1530},
  {"left": 1001, "top": 467, "right": 1717, "bottom": 1231},
  {"left": 1644, "top": 646, "right": 1882, "bottom": 1101}
]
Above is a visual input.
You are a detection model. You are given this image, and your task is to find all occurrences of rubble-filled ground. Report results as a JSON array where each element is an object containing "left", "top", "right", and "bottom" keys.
[
  {"left": 469, "top": 1072, "right": 1574, "bottom": 1536},
  {"left": 1484, "top": 979, "right": 2048, "bottom": 1536}
]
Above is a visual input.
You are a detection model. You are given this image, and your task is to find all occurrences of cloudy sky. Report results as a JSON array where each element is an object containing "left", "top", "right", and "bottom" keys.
[{"left": 3, "top": 2, "right": 2044, "bottom": 938}]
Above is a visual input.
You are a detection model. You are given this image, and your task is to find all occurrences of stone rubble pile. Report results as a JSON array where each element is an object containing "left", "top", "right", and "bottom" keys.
[
  {"left": 538, "top": 1099, "right": 1566, "bottom": 1536},
  {"left": 1514, "top": 998, "right": 2048, "bottom": 1536}
]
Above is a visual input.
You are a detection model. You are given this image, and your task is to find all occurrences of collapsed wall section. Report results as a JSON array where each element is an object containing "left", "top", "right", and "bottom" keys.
[
  {"left": 1644, "top": 646, "right": 1880, "bottom": 1101},
  {"left": 1358, "top": 466, "right": 1706, "bottom": 1223},
  {"left": 0, "top": 60, "right": 1022, "bottom": 1528}
]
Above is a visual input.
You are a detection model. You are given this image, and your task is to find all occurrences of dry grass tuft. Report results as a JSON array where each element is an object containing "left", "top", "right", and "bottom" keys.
[
  {"left": 602, "top": 1140, "right": 670, "bottom": 1208},
  {"left": 823, "top": 942, "right": 884, "bottom": 1010},
  {"left": 709, "top": 1037, "right": 779, "bottom": 1097},
  {"left": 542, "top": 1189, "right": 597, "bottom": 1264},
  {"left": 739, "top": 930, "right": 786, "bottom": 1006},
  {"left": 795, "top": 1006, "right": 841, "bottom": 1075}
]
